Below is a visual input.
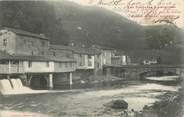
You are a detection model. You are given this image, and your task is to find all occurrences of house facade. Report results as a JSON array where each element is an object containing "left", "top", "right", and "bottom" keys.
[
  {"left": 0, "top": 27, "right": 49, "bottom": 56},
  {"left": 0, "top": 51, "right": 77, "bottom": 89},
  {"left": 72, "top": 47, "right": 102, "bottom": 82},
  {"left": 0, "top": 27, "right": 135, "bottom": 91},
  {"left": 0, "top": 28, "right": 53, "bottom": 89},
  {"left": 111, "top": 51, "right": 131, "bottom": 65},
  {"left": 48, "top": 45, "right": 102, "bottom": 86},
  {"left": 0, "top": 28, "right": 77, "bottom": 89},
  {"left": 101, "top": 49, "right": 114, "bottom": 65},
  {"left": 92, "top": 46, "right": 115, "bottom": 66},
  {"left": 47, "top": 45, "right": 76, "bottom": 89}
]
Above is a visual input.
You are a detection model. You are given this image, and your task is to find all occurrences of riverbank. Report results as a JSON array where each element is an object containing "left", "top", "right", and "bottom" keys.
[
  {"left": 146, "top": 80, "right": 184, "bottom": 117},
  {"left": 0, "top": 80, "right": 180, "bottom": 117}
]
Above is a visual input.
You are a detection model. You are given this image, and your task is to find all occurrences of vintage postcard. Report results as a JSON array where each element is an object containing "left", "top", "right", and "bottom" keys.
[{"left": 0, "top": 0, "right": 184, "bottom": 117}]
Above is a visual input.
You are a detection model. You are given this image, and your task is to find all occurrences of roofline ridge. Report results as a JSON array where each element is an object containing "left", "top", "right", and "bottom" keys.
[{"left": 2, "top": 27, "right": 48, "bottom": 40}]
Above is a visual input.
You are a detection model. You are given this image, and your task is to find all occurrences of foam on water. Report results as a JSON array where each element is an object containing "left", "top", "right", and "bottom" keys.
[
  {"left": 16, "top": 79, "right": 23, "bottom": 87},
  {"left": 0, "top": 79, "right": 46, "bottom": 95},
  {"left": 0, "top": 79, "right": 79, "bottom": 95},
  {"left": 11, "top": 79, "right": 19, "bottom": 89},
  {"left": 146, "top": 76, "right": 179, "bottom": 81},
  {"left": 0, "top": 79, "right": 13, "bottom": 92},
  {"left": 79, "top": 82, "right": 181, "bottom": 111},
  {"left": 85, "top": 83, "right": 180, "bottom": 97}
]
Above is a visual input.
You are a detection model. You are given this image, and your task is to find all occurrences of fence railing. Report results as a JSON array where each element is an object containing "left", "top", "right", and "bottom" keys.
[{"left": 0, "top": 64, "right": 24, "bottom": 74}]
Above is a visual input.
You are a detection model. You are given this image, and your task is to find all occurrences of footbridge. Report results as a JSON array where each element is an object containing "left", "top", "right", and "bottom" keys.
[{"left": 103, "top": 64, "right": 184, "bottom": 80}]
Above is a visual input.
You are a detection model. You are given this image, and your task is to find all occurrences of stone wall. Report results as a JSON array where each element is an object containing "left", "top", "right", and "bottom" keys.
[{"left": 15, "top": 35, "right": 49, "bottom": 56}]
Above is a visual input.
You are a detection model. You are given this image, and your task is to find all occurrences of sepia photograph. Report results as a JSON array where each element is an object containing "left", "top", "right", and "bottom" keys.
[{"left": 0, "top": 0, "right": 184, "bottom": 117}]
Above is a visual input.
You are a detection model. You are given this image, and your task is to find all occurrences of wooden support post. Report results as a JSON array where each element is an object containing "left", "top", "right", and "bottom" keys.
[
  {"left": 8, "top": 60, "right": 11, "bottom": 74},
  {"left": 7, "top": 60, "right": 14, "bottom": 88},
  {"left": 69, "top": 72, "right": 73, "bottom": 89},
  {"left": 7, "top": 75, "right": 14, "bottom": 89},
  {"left": 94, "top": 68, "right": 98, "bottom": 76},
  {"left": 106, "top": 67, "right": 111, "bottom": 77},
  {"left": 49, "top": 74, "right": 53, "bottom": 89},
  {"left": 27, "top": 74, "right": 32, "bottom": 86}
]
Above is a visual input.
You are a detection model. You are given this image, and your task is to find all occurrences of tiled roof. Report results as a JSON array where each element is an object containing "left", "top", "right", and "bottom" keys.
[
  {"left": 50, "top": 44, "right": 101, "bottom": 55},
  {"left": 11, "top": 55, "right": 51, "bottom": 61},
  {"left": 3, "top": 27, "right": 49, "bottom": 40},
  {"left": 0, "top": 53, "right": 50, "bottom": 61},
  {"left": 0, "top": 52, "right": 75, "bottom": 62},
  {"left": 71, "top": 47, "right": 101, "bottom": 55},
  {"left": 92, "top": 45, "right": 115, "bottom": 50},
  {"left": 50, "top": 45, "right": 71, "bottom": 50},
  {"left": 47, "top": 56, "right": 76, "bottom": 62}
]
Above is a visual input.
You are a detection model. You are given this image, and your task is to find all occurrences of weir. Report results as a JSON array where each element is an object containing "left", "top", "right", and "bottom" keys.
[
  {"left": 0, "top": 79, "right": 13, "bottom": 92},
  {"left": 0, "top": 78, "right": 31, "bottom": 95}
]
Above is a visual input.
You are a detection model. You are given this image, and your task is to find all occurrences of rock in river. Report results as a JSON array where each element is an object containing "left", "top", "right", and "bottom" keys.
[{"left": 105, "top": 100, "right": 128, "bottom": 109}]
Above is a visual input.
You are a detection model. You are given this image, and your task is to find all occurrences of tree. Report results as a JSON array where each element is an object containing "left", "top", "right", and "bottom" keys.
[
  {"left": 0, "top": 1, "right": 69, "bottom": 44},
  {"left": 145, "top": 25, "right": 175, "bottom": 49}
]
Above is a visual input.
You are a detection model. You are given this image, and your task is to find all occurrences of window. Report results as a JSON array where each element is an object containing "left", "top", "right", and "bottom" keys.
[
  {"left": 46, "top": 62, "right": 50, "bottom": 67},
  {"left": 97, "top": 63, "right": 100, "bottom": 68},
  {"left": 59, "top": 62, "right": 62, "bottom": 67},
  {"left": 41, "top": 51, "right": 44, "bottom": 55},
  {"left": 63, "top": 63, "right": 65, "bottom": 68},
  {"left": 31, "top": 41, "right": 34, "bottom": 46},
  {"left": 24, "top": 40, "right": 26, "bottom": 44},
  {"left": 42, "top": 41, "right": 45, "bottom": 47},
  {"left": 88, "top": 55, "right": 92, "bottom": 59},
  {"left": 70, "top": 63, "right": 72, "bottom": 67},
  {"left": 12, "top": 61, "right": 19, "bottom": 64},
  {"left": 53, "top": 51, "right": 56, "bottom": 56},
  {"left": 65, "top": 63, "right": 68, "bottom": 68},
  {"left": 88, "top": 61, "right": 92, "bottom": 66},
  {"left": 79, "top": 62, "right": 82, "bottom": 66},
  {"left": 3, "top": 39, "right": 7, "bottom": 46},
  {"left": 28, "top": 61, "right": 32, "bottom": 68},
  {"left": 0, "top": 60, "right": 8, "bottom": 64}
]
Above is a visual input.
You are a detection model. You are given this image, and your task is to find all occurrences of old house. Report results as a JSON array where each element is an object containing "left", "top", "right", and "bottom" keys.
[
  {"left": 0, "top": 27, "right": 49, "bottom": 56},
  {"left": 0, "top": 51, "right": 53, "bottom": 89},
  {"left": 71, "top": 46, "right": 101, "bottom": 81},
  {"left": 48, "top": 44, "right": 102, "bottom": 85},
  {"left": 48, "top": 45, "right": 76, "bottom": 89},
  {"left": 92, "top": 46, "right": 115, "bottom": 66},
  {"left": 142, "top": 58, "right": 158, "bottom": 65},
  {"left": 111, "top": 51, "right": 131, "bottom": 65},
  {"left": 0, "top": 28, "right": 77, "bottom": 89},
  {"left": 0, "top": 27, "right": 52, "bottom": 89}
]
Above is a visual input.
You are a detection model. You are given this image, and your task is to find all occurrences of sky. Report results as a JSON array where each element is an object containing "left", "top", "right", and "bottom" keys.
[{"left": 67, "top": 0, "right": 184, "bottom": 29}]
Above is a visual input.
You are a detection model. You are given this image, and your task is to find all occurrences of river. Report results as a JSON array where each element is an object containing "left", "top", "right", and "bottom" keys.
[{"left": 0, "top": 76, "right": 183, "bottom": 117}]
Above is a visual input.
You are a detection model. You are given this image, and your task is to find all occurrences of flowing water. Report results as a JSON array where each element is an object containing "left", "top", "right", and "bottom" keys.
[{"left": 0, "top": 76, "right": 183, "bottom": 117}]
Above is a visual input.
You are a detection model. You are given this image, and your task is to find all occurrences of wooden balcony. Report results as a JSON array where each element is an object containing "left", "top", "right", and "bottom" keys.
[
  {"left": 53, "top": 63, "right": 76, "bottom": 73},
  {"left": 0, "top": 64, "right": 24, "bottom": 74},
  {"left": 0, "top": 62, "right": 77, "bottom": 74}
]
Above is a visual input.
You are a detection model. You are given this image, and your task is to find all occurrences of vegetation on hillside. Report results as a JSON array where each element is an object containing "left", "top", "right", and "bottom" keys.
[
  {"left": 0, "top": 1, "right": 184, "bottom": 64},
  {"left": 0, "top": 1, "right": 69, "bottom": 44}
]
